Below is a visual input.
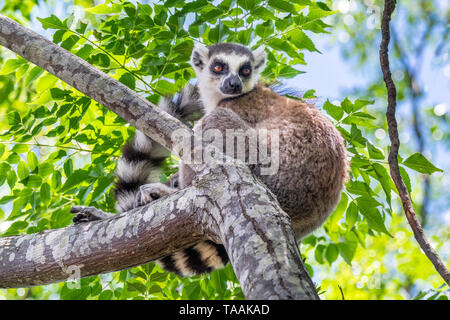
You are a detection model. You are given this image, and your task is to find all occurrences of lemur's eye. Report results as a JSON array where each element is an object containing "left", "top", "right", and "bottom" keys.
[
  {"left": 240, "top": 66, "right": 251, "bottom": 77},
  {"left": 213, "top": 64, "right": 223, "bottom": 73}
]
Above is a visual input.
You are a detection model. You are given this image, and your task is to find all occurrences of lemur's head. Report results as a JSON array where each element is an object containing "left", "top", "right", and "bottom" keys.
[{"left": 190, "top": 42, "right": 266, "bottom": 111}]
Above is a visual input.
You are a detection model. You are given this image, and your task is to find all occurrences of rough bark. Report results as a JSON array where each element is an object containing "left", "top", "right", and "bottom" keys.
[
  {"left": 0, "top": 15, "right": 319, "bottom": 299},
  {"left": 379, "top": 0, "right": 450, "bottom": 285}
]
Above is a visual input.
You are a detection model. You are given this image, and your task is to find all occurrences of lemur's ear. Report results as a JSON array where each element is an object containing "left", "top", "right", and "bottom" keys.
[
  {"left": 190, "top": 42, "right": 209, "bottom": 72},
  {"left": 252, "top": 45, "right": 267, "bottom": 73}
]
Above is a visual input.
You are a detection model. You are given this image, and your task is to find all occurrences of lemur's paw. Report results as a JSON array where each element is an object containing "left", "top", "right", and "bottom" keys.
[
  {"left": 133, "top": 183, "right": 177, "bottom": 209},
  {"left": 70, "top": 206, "right": 111, "bottom": 224}
]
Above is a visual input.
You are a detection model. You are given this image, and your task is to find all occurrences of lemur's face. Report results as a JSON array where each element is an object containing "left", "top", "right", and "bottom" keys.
[{"left": 190, "top": 43, "right": 267, "bottom": 100}]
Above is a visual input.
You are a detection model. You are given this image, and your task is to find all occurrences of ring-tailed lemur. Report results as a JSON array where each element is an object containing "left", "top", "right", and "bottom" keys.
[{"left": 73, "top": 42, "right": 348, "bottom": 278}]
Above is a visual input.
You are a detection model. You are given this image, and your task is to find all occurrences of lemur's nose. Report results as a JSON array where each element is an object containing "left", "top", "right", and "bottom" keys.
[{"left": 226, "top": 76, "right": 242, "bottom": 92}]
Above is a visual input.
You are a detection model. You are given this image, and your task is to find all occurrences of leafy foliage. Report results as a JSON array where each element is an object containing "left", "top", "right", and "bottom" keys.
[{"left": 0, "top": 0, "right": 448, "bottom": 300}]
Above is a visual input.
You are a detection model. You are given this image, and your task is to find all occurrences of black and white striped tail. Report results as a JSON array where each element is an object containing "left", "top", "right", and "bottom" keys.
[
  {"left": 114, "top": 131, "right": 169, "bottom": 213},
  {"left": 114, "top": 84, "right": 203, "bottom": 213},
  {"left": 158, "top": 241, "right": 229, "bottom": 277}
]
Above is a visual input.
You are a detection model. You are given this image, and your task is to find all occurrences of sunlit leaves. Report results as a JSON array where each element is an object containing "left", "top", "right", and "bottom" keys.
[{"left": 306, "top": 95, "right": 395, "bottom": 266}]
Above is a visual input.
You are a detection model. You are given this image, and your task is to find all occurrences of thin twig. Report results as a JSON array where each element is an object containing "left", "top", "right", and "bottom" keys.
[{"left": 379, "top": 0, "right": 449, "bottom": 285}]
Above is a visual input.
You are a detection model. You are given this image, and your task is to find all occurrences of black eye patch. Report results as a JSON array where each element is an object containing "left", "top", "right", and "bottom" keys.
[
  {"left": 210, "top": 60, "right": 229, "bottom": 75},
  {"left": 239, "top": 63, "right": 252, "bottom": 77}
]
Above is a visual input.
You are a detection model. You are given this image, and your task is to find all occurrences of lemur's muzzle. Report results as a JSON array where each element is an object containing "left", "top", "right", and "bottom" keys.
[{"left": 221, "top": 75, "right": 242, "bottom": 95}]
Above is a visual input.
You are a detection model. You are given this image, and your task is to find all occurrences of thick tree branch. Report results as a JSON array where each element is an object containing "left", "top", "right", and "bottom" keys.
[
  {"left": 379, "top": 0, "right": 450, "bottom": 285},
  {"left": 0, "top": 15, "right": 319, "bottom": 299},
  {"left": 0, "top": 186, "right": 203, "bottom": 288}
]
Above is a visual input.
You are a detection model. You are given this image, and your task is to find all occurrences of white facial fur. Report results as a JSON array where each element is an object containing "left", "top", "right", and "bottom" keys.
[{"left": 190, "top": 43, "right": 267, "bottom": 114}]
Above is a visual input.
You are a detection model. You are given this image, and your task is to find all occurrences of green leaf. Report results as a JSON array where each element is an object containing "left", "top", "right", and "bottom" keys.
[
  {"left": 323, "top": 100, "right": 344, "bottom": 121},
  {"left": 325, "top": 243, "right": 339, "bottom": 264},
  {"left": 356, "top": 198, "right": 390, "bottom": 235},
  {"left": 303, "top": 89, "right": 316, "bottom": 99},
  {"left": 268, "top": 0, "right": 297, "bottom": 14},
  {"left": 287, "top": 29, "right": 320, "bottom": 52},
  {"left": 26, "top": 66, "right": 43, "bottom": 83},
  {"left": 119, "top": 73, "right": 136, "bottom": 90},
  {"left": 98, "top": 290, "right": 113, "bottom": 300},
  {"left": 37, "top": 15, "right": 67, "bottom": 30},
  {"left": 127, "top": 280, "right": 147, "bottom": 293},
  {"left": 314, "top": 244, "right": 326, "bottom": 264},
  {"left": 337, "top": 241, "right": 357, "bottom": 265},
  {"left": 149, "top": 271, "right": 167, "bottom": 282},
  {"left": 353, "top": 99, "right": 374, "bottom": 111},
  {"left": 17, "top": 161, "right": 29, "bottom": 181},
  {"left": 75, "top": 44, "right": 94, "bottom": 60},
  {"left": 345, "top": 202, "right": 359, "bottom": 228},
  {"left": 40, "top": 182, "right": 51, "bottom": 205},
  {"left": 91, "top": 176, "right": 114, "bottom": 202},
  {"left": 7, "top": 170, "right": 17, "bottom": 189},
  {"left": 327, "top": 193, "right": 348, "bottom": 228},
  {"left": 36, "top": 73, "right": 58, "bottom": 92},
  {"left": 341, "top": 97, "right": 353, "bottom": 113},
  {"left": 372, "top": 163, "right": 392, "bottom": 205},
  {"left": 251, "top": 7, "right": 276, "bottom": 20},
  {"left": 63, "top": 159, "right": 73, "bottom": 177},
  {"left": 86, "top": 3, "right": 122, "bottom": 14},
  {"left": 38, "top": 162, "right": 54, "bottom": 177},
  {"left": 7, "top": 111, "right": 21, "bottom": 126},
  {"left": 0, "top": 195, "right": 15, "bottom": 205},
  {"left": 27, "top": 175, "right": 43, "bottom": 188},
  {"left": 180, "top": 0, "right": 208, "bottom": 14},
  {"left": 153, "top": 80, "right": 178, "bottom": 95},
  {"left": 50, "top": 88, "right": 71, "bottom": 100},
  {"left": 399, "top": 166, "right": 411, "bottom": 194},
  {"left": 4, "top": 221, "right": 28, "bottom": 236},
  {"left": 278, "top": 65, "right": 304, "bottom": 78},
  {"left": 347, "top": 180, "right": 373, "bottom": 196},
  {"left": 367, "top": 142, "right": 385, "bottom": 160},
  {"left": 402, "top": 153, "right": 443, "bottom": 174},
  {"left": 27, "top": 152, "right": 39, "bottom": 172},
  {"left": 59, "top": 170, "right": 89, "bottom": 193},
  {"left": 350, "top": 124, "right": 367, "bottom": 147},
  {"left": 12, "top": 144, "right": 29, "bottom": 154},
  {"left": 0, "top": 58, "right": 27, "bottom": 75}
]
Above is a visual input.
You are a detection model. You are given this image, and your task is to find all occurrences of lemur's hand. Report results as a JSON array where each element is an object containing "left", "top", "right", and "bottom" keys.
[{"left": 70, "top": 206, "right": 115, "bottom": 224}]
